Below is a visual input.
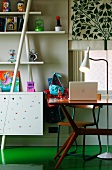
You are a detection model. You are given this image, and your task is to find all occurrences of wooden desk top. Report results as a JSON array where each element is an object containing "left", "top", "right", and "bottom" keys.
[{"left": 48, "top": 96, "right": 112, "bottom": 106}]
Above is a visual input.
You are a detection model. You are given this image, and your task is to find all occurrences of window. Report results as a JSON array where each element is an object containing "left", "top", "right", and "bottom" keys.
[{"left": 85, "top": 50, "right": 112, "bottom": 94}]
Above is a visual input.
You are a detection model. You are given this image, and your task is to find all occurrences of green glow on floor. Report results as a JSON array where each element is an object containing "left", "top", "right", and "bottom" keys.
[{"left": 0, "top": 146, "right": 112, "bottom": 170}]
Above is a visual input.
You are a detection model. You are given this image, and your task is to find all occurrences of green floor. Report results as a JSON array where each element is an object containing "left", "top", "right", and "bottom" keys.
[{"left": 0, "top": 146, "right": 112, "bottom": 170}]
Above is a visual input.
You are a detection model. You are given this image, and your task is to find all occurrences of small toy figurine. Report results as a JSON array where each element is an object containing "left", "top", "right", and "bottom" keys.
[
  {"left": 17, "top": 0, "right": 24, "bottom": 12},
  {"left": 2, "top": 0, "right": 11, "bottom": 12},
  {"left": 27, "top": 82, "right": 35, "bottom": 92},
  {"left": 29, "top": 49, "right": 38, "bottom": 62},
  {"left": 8, "top": 49, "right": 16, "bottom": 63}
]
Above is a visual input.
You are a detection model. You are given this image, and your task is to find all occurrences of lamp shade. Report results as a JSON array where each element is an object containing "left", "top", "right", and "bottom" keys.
[{"left": 79, "top": 47, "right": 90, "bottom": 72}]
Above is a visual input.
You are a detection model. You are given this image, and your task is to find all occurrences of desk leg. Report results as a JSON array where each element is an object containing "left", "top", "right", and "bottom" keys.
[
  {"left": 1, "top": 135, "right": 5, "bottom": 150},
  {"left": 54, "top": 132, "right": 75, "bottom": 159},
  {"left": 55, "top": 132, "right": 78, "bottom": 170}
]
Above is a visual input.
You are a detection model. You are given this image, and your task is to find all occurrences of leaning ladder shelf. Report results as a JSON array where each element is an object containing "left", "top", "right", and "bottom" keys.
[{"left": 0, "top": 0, "right": 44, "bottom": 150}]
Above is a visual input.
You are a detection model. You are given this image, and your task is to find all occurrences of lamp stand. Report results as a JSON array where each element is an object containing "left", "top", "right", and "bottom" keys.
[{"left": 89, "top": 55, "right": 112, "bottom": 159}]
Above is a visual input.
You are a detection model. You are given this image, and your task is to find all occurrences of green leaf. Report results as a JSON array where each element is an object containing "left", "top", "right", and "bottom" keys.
[
  {"left": 83, "top": 0, "right": 87, "bottom": 3},
  {"left": 103, "top": 11, "right": 107, "bottom": 16},
  {"left": 99, "top": 11, "right": 103, "bottom": 16},
  {"left": 107, "top": 17, "right": 112, "bottom": 22},
  {"left": 75, "top": 11, "right": 79, "bottom": 15},
  {"left": 107, "top": 11, "right": 112, "bottom": 16},
  {"left": 96, "top": 2, "right": 100, "bottom": 5},
  {"left": 83, "top": 34, "right": 87, "bottom": 38},
  {"left": 75, "top": 28, "right": 80, "bottom": 32},
  {"left": 84, "top": 6, "right": 88, "bottom": 10},
  {"left": 91, "top": 14, "right": 95, "bottom": 19},
  {"left": 102, "top": 24, "right": 106, "bottom": 28},
  {"left": 94, "top": 7, "right": 98, "bottom": 14},
  {"left": 87, "top": 11, "right": 93, "bottom": 14},
  {"left": 86, "top": 18, "right": 91, "bottom": 22},
  {"left": 89, "top": 7, "right": 95, "bottom": 10},
  {"left": 80, "top": 0, "right": 83, "bottom": 4},
  {"left": 77, "top": 32, "right": 81, "bottom": 36},
  {"left": 86, "top": 30, "right": 90, "bottom": 34},
  {"left": 80, "top": 15, "right": 85, "bottom": 18},
  {"left": 99, "top": 4, "right": 105, "bottom": 10},
  {"left": 89, "top": 33, "right": 93, "bottom": 38},
  {"left": 77, "top": 23, "right": 81, "bottom": 27},
  {"left": 99, "top": 18, "right": 103, "bottom": 22},
  {"left": 87, "top": 26, "right": 91, "bottom": 29},
  {"left": 107, "top": 23, "right": 110, "bottom": 28},
  {"left": 98, "top": 33, "right": 103, "bottom": 37},
  {"left": 93, "top": 29, "right": 98, "bottom": 32},
  {"left": 106, "top": 3, "right": 111, "bottom": 10},
  {"left": 72, "top": 31, "right": 75, "bottom": 36},
  {"left": 80, "top": 19, "right": 85, "bottom": 23},
  {"left": 71, "top": 15, "right": 74, "bottom": 20},
  {"left": 75, "top": 20, "right": 79, "bottom": 23},
  {"left": 81, "top": 26, "right": 86, "bottom": 30},
  {"left": 94, "top": 35, "right": 97, "bottom": 39},
  {"left": 91, "top": 3, "right": 94, "bottom": 6}
]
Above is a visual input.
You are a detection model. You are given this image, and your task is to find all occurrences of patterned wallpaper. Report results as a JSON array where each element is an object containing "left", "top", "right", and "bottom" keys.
[{"left": 70, "top": 0, "right": 112, "bottom": 40}]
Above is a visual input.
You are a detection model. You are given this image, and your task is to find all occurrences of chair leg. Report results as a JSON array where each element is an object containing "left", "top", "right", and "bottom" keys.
[
  {"left": 57, "top": 125, "right": 60, "bottom": 153},
  {"left": 82, "top": 127, "right": 102, "bottom": 160}
]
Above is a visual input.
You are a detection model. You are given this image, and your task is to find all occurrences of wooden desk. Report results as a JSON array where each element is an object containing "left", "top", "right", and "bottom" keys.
[{"left": 48, "top": 97, "right": 112, "bottom": 169}]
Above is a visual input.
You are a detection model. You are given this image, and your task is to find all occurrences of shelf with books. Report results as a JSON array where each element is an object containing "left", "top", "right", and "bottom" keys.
[{"left": 0, "top": 11, "right": 41, "bottom": 32}]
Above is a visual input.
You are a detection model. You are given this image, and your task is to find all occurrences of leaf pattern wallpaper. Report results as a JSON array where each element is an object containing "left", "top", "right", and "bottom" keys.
[{"left": 71, "top": 0, "right": 112, "bottom": 41}]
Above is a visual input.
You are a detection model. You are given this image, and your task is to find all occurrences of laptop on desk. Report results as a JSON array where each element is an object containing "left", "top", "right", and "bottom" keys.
[{"left": 69, "top": 81, "right": 98, "bottom": 100}]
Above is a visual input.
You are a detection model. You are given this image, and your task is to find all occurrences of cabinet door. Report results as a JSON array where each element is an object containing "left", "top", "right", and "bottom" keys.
[
  {"left": 0, "top": 94, "right": 9, "bottom": 134},
  {"left": 4, "top": 92, "right": 43, "bottom": 135}
]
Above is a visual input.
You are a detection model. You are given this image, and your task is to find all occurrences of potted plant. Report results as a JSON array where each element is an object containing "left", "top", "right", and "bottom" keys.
[{"left": 55, "top": 16, "right": 62, "bottom": 31}]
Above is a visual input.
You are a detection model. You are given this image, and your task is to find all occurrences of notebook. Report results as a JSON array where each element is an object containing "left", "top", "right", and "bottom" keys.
[{"left": 69, "top": 81, "right": 98, "bottom": 100}]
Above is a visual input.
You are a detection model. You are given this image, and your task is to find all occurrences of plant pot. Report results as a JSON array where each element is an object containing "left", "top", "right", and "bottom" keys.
[{"left": 55, "top": 26, "right": 62, "bottom": 31}]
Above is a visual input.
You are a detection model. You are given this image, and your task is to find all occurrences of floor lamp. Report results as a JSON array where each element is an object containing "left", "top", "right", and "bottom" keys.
[{"left": 79, "top": 47, "right": 112, "bottom": 159}]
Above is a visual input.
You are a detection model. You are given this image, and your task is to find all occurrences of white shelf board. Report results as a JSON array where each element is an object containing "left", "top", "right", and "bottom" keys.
[
  {"left": 21, "top": 61, "right": 44, "bottom": 64},
  {"left": 26, "top": 31, "right": 66, "bottom": 34},
  {"left": 0, "top": 31, "right": 65, "bottom": 35},
  {"left": 0, "top": 12, "right": 41, "bottom": 15},
  {"left": 0, "top": 32, "right": 21, "bottom": 35},
  {"left": 0, "top": 61, "right": 44, "bottom": 65}
]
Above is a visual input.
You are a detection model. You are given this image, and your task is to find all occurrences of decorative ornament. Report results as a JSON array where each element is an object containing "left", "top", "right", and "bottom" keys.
[
  {"left": 55, "top": 16, "right": 62, "bottom": 31},
  {"left": 29, "top": 49, "right": 38, "bottom": 62},
  {"left": 8, "top": 49, "right": 16, "bottom": 63}
]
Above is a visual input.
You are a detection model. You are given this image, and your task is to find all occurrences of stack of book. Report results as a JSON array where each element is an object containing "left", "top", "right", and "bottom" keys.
[{"left": 0, "top": 16, "right": 24, "bottom": 32}]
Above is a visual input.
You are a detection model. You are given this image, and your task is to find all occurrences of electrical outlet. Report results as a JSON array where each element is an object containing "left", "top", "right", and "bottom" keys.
[{"left": 49, "top": 127, "right": 58, "bottom": 133}]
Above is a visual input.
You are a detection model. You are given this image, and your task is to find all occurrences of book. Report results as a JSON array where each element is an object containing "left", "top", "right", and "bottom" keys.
[
  {"left": 0, "top": 70, "right": 20, "bottom": 92},
  {"left": 0, "top": 18, "right": 5, "bottom": 32},
  {"left": 6, "top": 17, "right": 17, "bottom": 31},
  {"left": 17, "top": 17, "right": 24, "bottom": 31}
]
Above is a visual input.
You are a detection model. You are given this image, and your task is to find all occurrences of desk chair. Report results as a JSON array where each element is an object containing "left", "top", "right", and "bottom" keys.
[{"left": 57, "top": 105, "right": 102, "bottom": 160}]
